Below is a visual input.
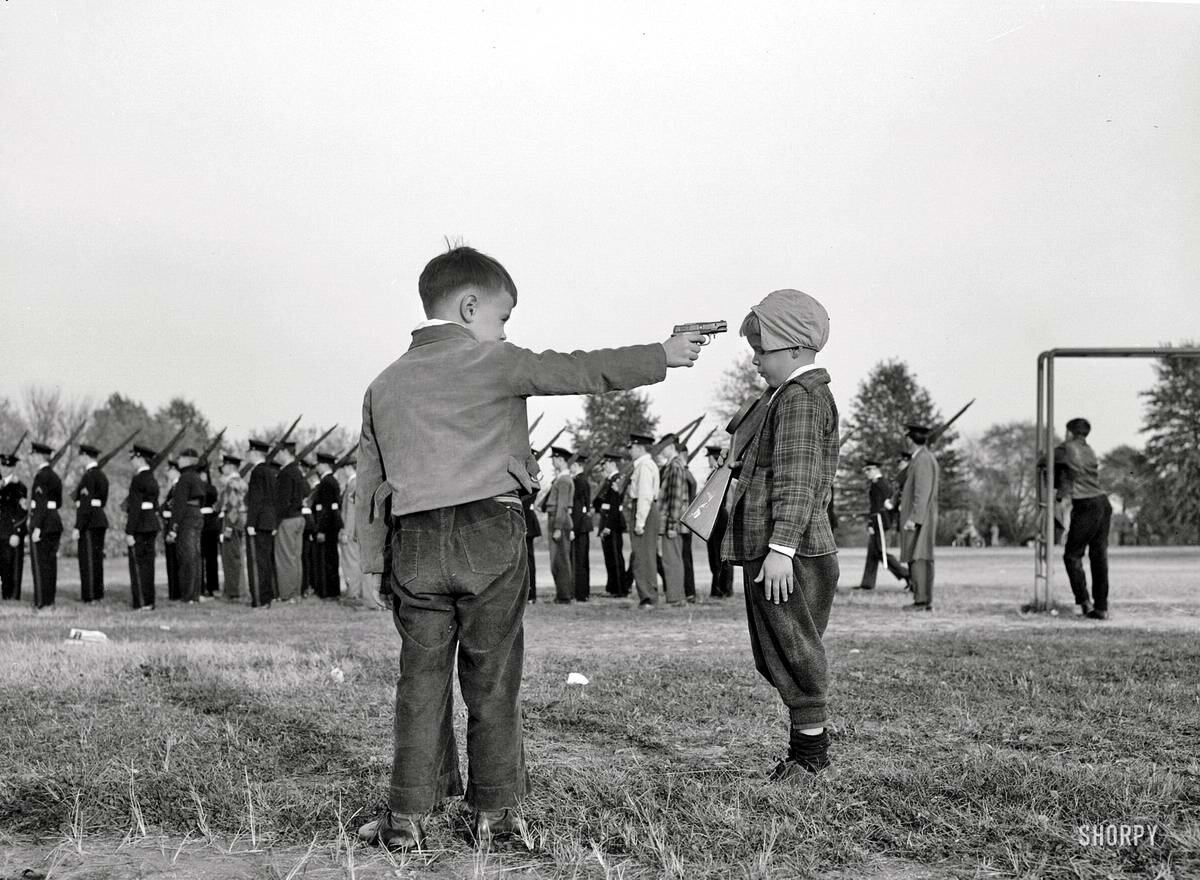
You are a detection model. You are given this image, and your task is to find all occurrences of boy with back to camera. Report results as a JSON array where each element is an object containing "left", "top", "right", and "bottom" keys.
[
  {"left": 721, "top": 289, "right": 840, "bottom": 778},
  {"left": 356, "top": 246, "right": 707, "bottom": 850}
]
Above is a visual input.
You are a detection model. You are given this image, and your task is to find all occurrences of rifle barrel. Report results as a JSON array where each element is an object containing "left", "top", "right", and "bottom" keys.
[
  {"left": 96, "top": 427, "right": 141, "bottom": 470},
  {"left": 266, "top": 415, "right": 303, "bottom": 464}
]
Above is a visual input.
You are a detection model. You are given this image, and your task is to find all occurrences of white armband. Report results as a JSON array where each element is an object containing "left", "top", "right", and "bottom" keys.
[
  {"left": 140, "top": 502, "right": 154, "bottom": 510},
  {"left": 91, "top": 499, "right": 102, "bottom": 507}
]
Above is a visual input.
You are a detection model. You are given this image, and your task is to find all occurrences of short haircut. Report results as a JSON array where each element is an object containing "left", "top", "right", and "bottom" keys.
[
  {"left": 419, "top": 246, "right": 518, "bottom": 314},
  {"left": 739, "top": 311, "right": 761, "bottom": 343},
  {"left": 1066, "top": 417, "right": 1091, "bottom": 437}
]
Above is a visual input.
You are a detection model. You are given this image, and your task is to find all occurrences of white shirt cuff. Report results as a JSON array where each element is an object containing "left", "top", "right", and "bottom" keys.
[
  {"left": 140, "top": 502, "right": 154, "bottom": 510},
  {"left": 768, "top": 543, "right": 796, "bottom": 559},
  {"left": 91, "top": 499, "right": 102, "bottom": 507}
]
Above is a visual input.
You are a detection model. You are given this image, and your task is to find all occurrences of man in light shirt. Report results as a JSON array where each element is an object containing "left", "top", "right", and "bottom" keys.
[{"left": 623, "top": 431, "right": 661, "bottom": 610}]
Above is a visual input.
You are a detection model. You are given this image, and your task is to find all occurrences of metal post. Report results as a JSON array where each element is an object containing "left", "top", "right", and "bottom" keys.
[
  {"left": 1034, "top": 353, "right": 1045, "bottom": 609},
  {"left": 1044, "top": 355, "right": 1055, "bottom": 611}
]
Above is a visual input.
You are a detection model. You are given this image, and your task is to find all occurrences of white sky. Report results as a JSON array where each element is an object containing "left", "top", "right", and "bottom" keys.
[{"left": 3, "top": 1, "right": 1198, "bottom": 455}]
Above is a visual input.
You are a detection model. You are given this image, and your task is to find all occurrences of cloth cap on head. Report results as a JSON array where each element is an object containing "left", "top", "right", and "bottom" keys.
[
  {"left": 179, "top": 447, "right": 200, "bottom": 459},
  {"left": 131, "top": 444, "right": 157, "bottom": 460},
  {"left": 550, "top": 446, "right": 572, "bottom": 460},
  {"left": 300, "top": 456, "right": 316, "bottom": 468},
  {"left": 905, "top": 424, "right": 932, "bottom": 441},
  {"left": 278, "top": 440, "right": 297, "bottom": 453},
  {"left": 30, "top": 441, "right": 53, "bottom": 455},
  {"left": 247, "top": 438, "right": 271, "bottom": 453},
  {"left": 78, "top": 443, "right": 101, "bottom": 458},
  {"left": 221, "top": 453, "right": 243, "bottom": 466},
  {"left": 316, "top": 451, "right": 337, "bottom": 465},
  {"left": 863, "top": 459, "right": 882, "bottom": 468},
  {"left": 657, "top": 433, "right": 679, "bottom": 449},
  {"left": 627, "top": 432, "right": 655, "bottom": 447},
  {"left": 0, "top": 454, "right": 18, "bottom": 468},
  {"left": 742, "top": 288, "right": 830, "bottom": 352}
]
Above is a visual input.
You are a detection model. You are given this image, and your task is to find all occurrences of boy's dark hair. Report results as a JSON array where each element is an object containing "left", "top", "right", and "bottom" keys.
[
  {"left": 1066, "top": 417, "right": 1091, "bottom": 437},
  {"left": 419, "top": 246, "right": 518, "bottom": 314}
]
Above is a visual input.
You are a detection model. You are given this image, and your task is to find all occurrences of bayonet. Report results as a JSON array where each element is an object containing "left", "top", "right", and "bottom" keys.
[{"left": 8, "top": 431, "right": 27, "bottom": 459}]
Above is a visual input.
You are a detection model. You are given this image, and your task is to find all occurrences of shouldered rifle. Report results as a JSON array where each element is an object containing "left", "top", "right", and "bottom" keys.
[
  {"left": 150, "top": 424, "right": 189, "bottom": 472},
  {"left": 265, "top": 415, "right": 303, "bottom": 465},
  {"left": 678, "top": 415, "right": 706, "bottom": 448},
  {"left": 534, "top": 426, "right": 567, "bottom": 460},
  {"left": 95, "top": 428, "right": 141, "bottom": 469},
  {"left": 333, "top": 436, "right": 360, "bottom": 471},
  {"left": 8, "top": 431, "right": 28, "bottom": 459},
  {"left": 198, "top": 428, "right": 226, "bottom": 465},
  {"left": 930, "top": 399, "right": 975, "bottom": 445},
  {"left": 651, "top": 415, "right": 704, "bottom": 456},
  {"left": 47, "top": 420, "right": 88, "bottom": 470},
  {"left": 672, "top": 321, "right": 727, "bottom": 345},
  {"left": 295, "top": 424, "right": 338, "bottom": 464},
  {"left": 527, "top": 413, "right": 543, "bottom": 437},
  {"left": 686, "top": 427, "right": 718, "bottom": 462}
]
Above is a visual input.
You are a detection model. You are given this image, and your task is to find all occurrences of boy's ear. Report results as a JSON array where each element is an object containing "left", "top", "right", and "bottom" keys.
[{"left": 457, "top": 291, "right": 479, "bottom": 324}]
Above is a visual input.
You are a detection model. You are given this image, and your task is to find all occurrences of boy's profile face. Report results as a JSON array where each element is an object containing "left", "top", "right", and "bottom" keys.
[
  {"left": 749, "top": 340, "right": 801, "bottom": 389},
  {"left": 459, "top": 286, "right": 514, "bottom": 343}
]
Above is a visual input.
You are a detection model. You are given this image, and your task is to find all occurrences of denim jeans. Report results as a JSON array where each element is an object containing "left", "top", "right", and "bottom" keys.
[
  {"left": 1064, "top": 495, "right": 1112, "bottom": 611},
  {"left": 388, "top": 497, "right": 530, "bottom": 813}
]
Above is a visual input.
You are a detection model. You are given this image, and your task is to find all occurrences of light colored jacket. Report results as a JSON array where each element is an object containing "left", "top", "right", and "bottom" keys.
[
  {"left": 341, "top": 471, "right": 357, "bottom": 541},
  {"left": 900, "top": 446, "right": 939, "bottom": 561},
  {"left": 357, "top": 323, "right": 666, "bottom": 573}
]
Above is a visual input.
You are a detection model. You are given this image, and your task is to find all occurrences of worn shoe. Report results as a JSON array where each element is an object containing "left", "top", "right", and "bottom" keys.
[
  {"left": 851, "top": 584, "right": 874, "bottom": 591},
  {"left": 357, "top": 811, "right": 426, "bottom": 851},
  {"left": 1085, "top": 609, "right": 1108, "bottom": 620},
  {"left": 638, "top": 598, "right": 655, "bottom": 611},
  {"left": 902, "top": 602, "right": 932, "bottom": 612},
  {"left": 473, "top": 808, "right": 528, "bottom": 848}
]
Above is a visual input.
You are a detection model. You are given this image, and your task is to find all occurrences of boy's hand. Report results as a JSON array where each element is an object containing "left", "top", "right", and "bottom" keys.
[
  {"left": 755, "top": 550, "right": 794, "bottom": 605},
  {"left": 662, "top": 334, "right": 706, "bottom": 368}
]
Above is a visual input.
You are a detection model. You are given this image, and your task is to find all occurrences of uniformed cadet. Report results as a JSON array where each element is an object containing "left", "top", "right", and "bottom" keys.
[
  {"left": 855, "top": 459, "right": 910, "bottom": 591},
  {"left": 27, "top": 441, "right": 64, "bottom": 609},
  {"left": 593, "top": 451, "right": 628, "bottom": 597},
  {"left": 217, "top": 454, "right": 248, "bottom": 600},
  {"left": 569, "top": 456, "right": 592, "bottom": 602},
  {"left": 300, "top": 457, "right": 319, "bottom": 597},
  {"left": 544, "top": 447, "right": 576, "bottom": 603},
  {"left": 244, "top": 439, "right": 277, "bottom": 608},
  {"left": 655, "top": 434, "right": 689, "bottom": 606},
  {"left": 273, "top": 442, "right": 307, "bottom": 602},
  {"left": 200, "top": 467, "right": 221, "bottom": 598},
  {"left": 703, "top": 445, "right": 734, "bottom": 598},
  {"left": 124, "top": 444, "right": 161, "bottom": 610},
  {"left": 313, "top": 451, "right": 344, "bottom": 599},
  {"left": 899, "top": 425, "right": 940, "bottom": 611},
  {"left": 623, "top": 431, "right": 662, "bottom": 609},
  {"left": 169, "top": 448, "right": 207, "bottom": 604},
  {"left": 162, "top": 460, "right": 181, "bottom": 600},
  {"left": 0, "top": 452, "right": 28, "bottom": 601},
  {"left": 72, "top": 443, "right": 109, "bottom": 602},
  {"left": 337, "top": 457, "right": 365, "bottom": 602}
]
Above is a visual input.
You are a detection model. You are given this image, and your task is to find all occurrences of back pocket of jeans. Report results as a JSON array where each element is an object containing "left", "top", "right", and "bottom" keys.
[
  {"left": 457, "top": 511, "right": 519, "bottom": 575},
  {"left": 394, "top": 528, "right": 419, "bottom": 588}
]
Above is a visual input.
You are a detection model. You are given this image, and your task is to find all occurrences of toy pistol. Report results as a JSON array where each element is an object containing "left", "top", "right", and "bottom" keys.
[{"left": 672, "top": 320, "right": 728, "bottom": 345}]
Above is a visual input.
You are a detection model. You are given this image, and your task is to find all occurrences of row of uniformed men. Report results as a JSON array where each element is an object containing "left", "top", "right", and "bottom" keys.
[
  {"left": 526, "top": 431, "right": 733, "bottom": 607},
  {"left": 0, "top": 437, "right": 362, "bottom": 609}
]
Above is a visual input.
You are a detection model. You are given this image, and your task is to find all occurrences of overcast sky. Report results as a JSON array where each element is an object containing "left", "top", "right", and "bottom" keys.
[{"left": 3, "top": 1, "right": 1198, "bottom": 455}]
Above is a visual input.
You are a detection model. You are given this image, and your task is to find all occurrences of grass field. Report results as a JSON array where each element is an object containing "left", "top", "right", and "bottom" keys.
[{"left": 1, "top": 546, "right": 1197, "bottom": 879}]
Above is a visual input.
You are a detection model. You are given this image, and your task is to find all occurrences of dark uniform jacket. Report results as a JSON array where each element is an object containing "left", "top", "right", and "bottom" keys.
[
  {"left": 30, "top": 466, "right": 64, "bottom": 536},
  {"left": 275, "top": 462, "right": 307, "bottom": 520},
  {"left": 867, "top": 477, "right": 894, "bottom": 526},
  {"left": 124, "top": 468, "right": 160, "bottom": 534},
  {"left": 722, "top": 369, "right": 839, "bottom": 562},
  {"left": 170, "top": 467, "right": 207, "bottom": 527},
  {"left": 201, "top": 480, "right": 221, "bottom": 534},
  {"left": 245, "top": 462, "right": 278, "bottom": 531},
  {"left": 314, "top": 473, "right": 343, "bottom": 534},
  {"left": 73, "top": 465, "right": 110, "bottom": 531},
  {"left": 0, "top": 477, "right": 28, "bottom": 538},
  {"left": 571, "top": 473, "right": 593, "bottom": 535},
  {"left": 593, "top": 473, "right": 625, "bottom": 533}
]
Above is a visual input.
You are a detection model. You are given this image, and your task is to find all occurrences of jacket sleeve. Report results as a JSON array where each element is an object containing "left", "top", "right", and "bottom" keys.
[
  {"left": 767, "top": 387, "right": 825, "bottom": 552},
  {"left": 908, "top": 454, "right": 935, "bottom": 525},
  {"left": 357, "top": 385, "right": 388, "bottom": 575},
  {"left": 504, "top": 343, "right": 667, "bottom": 398}
]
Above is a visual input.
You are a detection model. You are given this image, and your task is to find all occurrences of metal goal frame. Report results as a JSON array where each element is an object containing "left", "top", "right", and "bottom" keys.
[{"left": 1032, "top": 347, "right": 1200, "bottom": 611}]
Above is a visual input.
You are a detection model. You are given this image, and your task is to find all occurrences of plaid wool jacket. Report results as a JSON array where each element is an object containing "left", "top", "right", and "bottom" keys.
[
  {"left": 721, "top": 368, "right": 839, "bottom": 562},
  {"left": 658, "top": 455, "right": 690, "bottom": 532}
]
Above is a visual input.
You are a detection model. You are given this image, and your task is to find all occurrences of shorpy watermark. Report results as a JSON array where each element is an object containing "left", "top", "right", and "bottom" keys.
[{"left": 1075, "top": 821, "right": 1162, "bottom": 849}]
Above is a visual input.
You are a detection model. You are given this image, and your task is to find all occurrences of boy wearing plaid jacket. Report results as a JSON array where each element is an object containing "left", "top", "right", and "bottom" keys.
[{"left": 722, "top": 289, "right": 840, "bottom": 777}]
